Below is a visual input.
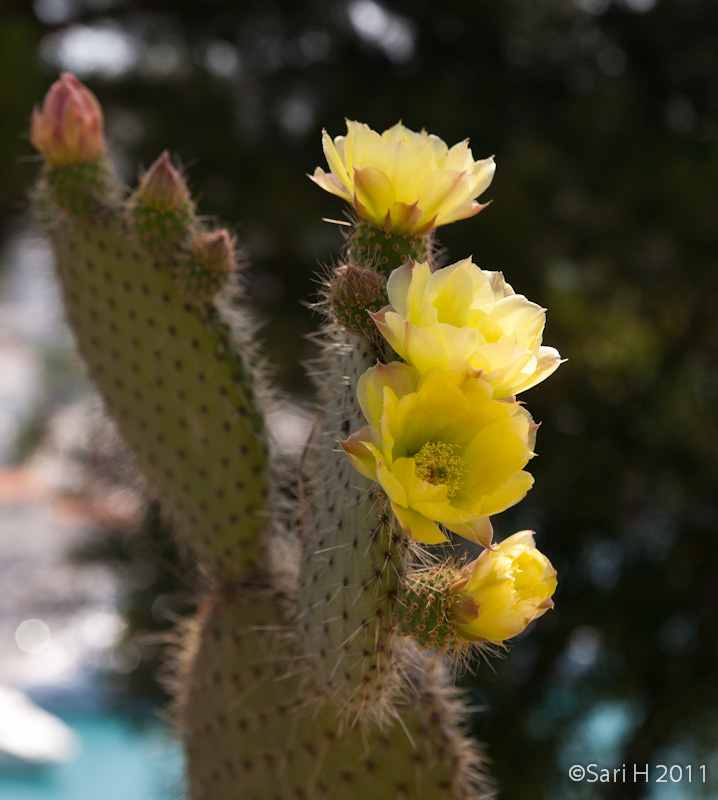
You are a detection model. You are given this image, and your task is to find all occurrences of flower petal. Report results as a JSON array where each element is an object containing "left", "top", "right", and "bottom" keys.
[
  {"left": 309, "top": 167, "right": 352, "bottom": 200},
  {"left": 390, "top": 503, "right": 448, "bottom": 544},
  {"left": 321, "top": 129, "right": 352, "bottom": 191},
  {"left": 443, "top": 516, "right": 494, "bottom": 548},
  {"left": 339, "top": 427, "right": 379, "bottom": 481},
  {"left": 386, "top": 201, "right": 423, "bottom": 234},
  {"left": 353, "top": 166, "right": 396, "bottom": 225},
  {"left": 356, "top": 361, "right": 418, "bottom": 431}
]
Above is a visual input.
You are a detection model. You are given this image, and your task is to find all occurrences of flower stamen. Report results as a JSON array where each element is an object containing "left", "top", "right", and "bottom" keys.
[{"left": 414, "top": 442, "right": 465, "bottom": 497}]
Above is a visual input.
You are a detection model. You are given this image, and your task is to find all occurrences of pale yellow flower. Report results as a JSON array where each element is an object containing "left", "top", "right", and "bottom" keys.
[
  {"left": 30, "top": 73, "right": 105, "bottom": 166},
  {"left": 310, "top": 121, "right": 495, "bottom": 235},
  {"left": 451, "top": 531, "right": 557, "bottom": 643},
  {"left": 340, "top": 362, "right": 536, "bottom": 547},
  {"left": 371, "top": 259, "right": 562, "bottom": 398}
]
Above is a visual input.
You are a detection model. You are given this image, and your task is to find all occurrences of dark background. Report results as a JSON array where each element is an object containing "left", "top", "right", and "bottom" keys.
[{"left": 2, "top": 1, "right": 717, "bottom": 797}]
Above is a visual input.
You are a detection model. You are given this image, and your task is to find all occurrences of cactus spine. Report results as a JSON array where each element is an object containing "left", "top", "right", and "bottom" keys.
[{"left": 30, "top": 77, "right": 560, "bottom": 799}]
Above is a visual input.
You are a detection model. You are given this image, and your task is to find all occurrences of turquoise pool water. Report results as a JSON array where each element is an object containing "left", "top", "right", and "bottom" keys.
[{"left": 0, "top": 712, "right": 184, "bottom": 800}]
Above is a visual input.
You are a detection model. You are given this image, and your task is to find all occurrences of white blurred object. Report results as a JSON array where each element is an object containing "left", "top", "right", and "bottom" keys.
[{"left": 0, "top": 685, "right": 79, "bottom": 765}]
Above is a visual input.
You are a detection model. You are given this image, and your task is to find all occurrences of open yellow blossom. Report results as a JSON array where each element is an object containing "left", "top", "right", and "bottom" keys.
[
  {"left": 451, "top": 531, "right": 557, "bottom": 643},
  {"left": 371, "top": 259, "right": 562, "bottom": 398},
  {"left": 340, "top": 362, "right": 537, "bottom": 547},
  {"left": 310, "top": 121, "right": 495, "bottom": 235}
]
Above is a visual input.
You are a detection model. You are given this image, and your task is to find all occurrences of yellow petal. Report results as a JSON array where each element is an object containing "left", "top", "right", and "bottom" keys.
[
  {"left": 386, "top": 201, "right": 423, "bottom": 234},
  {"left": 373, "top": 453, "right": 408, "bottom": 507},
  {"left": 363, "top": 140, "right": 425, "bottom": 200},
  {"left": 443, "top": 516, "right": 494, "bottom": 548},
  {"left": 477, "top": 470, "right": 535, "bottom": 517},
  {"left": 321, "top": 129, "right": 352, "bottom": 191},
  {"left": 416, "top": 169, "right": 477, "bottom": 226},
  {"left": 404, "top": 261, "right": 433, "bottom": 323},
  {"left": 438, "top": 199, "right": 488, "bottom": 226},
  {"left": 390, "top": 503, "right": 448, "bottom": 544},
  {"left": 469, "top": 156, "right": 497, "bottom": 193},
  {"left": 429, "top": 260, "right": 479, "bottom": 326},
  {"left": 509, "top": 347, "right": 563, "bottom": 395},
  {"left": 384, "top": 261, "right": 414, "bottom": 317},
  {"left": 484, "top": 269, "right": 515, "bottom": 299},
  {"left": 492, "top": 294, "right": 546, "bottom": 341},
  {"left": 369, "top": 308, "right": 406, "bottom": 360},
  {"left": 443, "top": 139, "right": 474, "bottom": 172},
  {"left": 390, "top": 371, "right": 469, "bottom": 455},
  {"left": 356, "top": 361, "right": 418, "bottom": 431},
  {"left": 309, "top": 167, "right": 352, "bottom": 200},
  {"left": 353, "top": 166, "right": 396, "bottom": 225},
  {"left": 339, "top": 428, "right": 379, "bottom": 481},
  {"left": 497, "top": 530, "right": 537, "bottom": 549},
  {"left": 401, "top": 320, "right": 451, "bottom": 374}
]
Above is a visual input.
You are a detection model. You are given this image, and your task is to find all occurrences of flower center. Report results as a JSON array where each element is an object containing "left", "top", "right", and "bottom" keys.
[{"left": 414, "top": 442, "right": 464, "bottom": 498}]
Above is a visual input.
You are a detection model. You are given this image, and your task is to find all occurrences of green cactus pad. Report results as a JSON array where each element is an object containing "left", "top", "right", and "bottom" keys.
[
  {"left": 299, "top": 329, "right": 412, "bottom": 722},
  {"left": 46, "top": 210, "right": 270, "bottom": 580},
  {"left": 179, "top": 587, "right": 492, "bottom": 800},
  {"left": 131, "top": 199, "right": 195, "bottom": 265}
]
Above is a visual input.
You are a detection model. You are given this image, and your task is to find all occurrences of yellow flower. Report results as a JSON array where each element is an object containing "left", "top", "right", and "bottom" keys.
[
  {"left": 451, "top": 531, "right": 557, "bottom": 643},
  {"left": 371, "top": 259, "right": 562, "bottom": 399},
  {"left": 30, "top": 73, "right": 106, "bottom": 166},
  {"left": 340, "top": 362, "right": 536, "bottom": 546},
  {"left": 310, "top": 121, "right": 495, "bottom": 235}
]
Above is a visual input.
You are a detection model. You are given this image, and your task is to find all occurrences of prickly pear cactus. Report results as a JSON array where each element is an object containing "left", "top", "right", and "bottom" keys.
[{"left": 29, "top": 76, "right": 565, "bottom": 799}]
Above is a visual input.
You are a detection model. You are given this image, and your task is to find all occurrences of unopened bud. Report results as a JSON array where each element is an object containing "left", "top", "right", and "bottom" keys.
[
  {"left": 451, "top": 531, "right": 557, "bottom": 644},
  {"left": 329, "top": 263, "right": 388, "bottom": 341},
  {"left": 138, "top": 151, "right": 190, "bottom": 211},
  {"left": 193, "top": 230, "right": 234, "bottom": 268},
  {"left": 331, "top": 263, "right": 385, "bottom": 308},
  {"left": 175, "top": 230, "right": 236, "bottom": 303},
  {"left": 30, "top": 73, "right": 105, "bottom": 166}
]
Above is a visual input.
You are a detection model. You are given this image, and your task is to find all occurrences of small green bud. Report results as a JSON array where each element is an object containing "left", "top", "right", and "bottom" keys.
[{"left": 175, "top": 229, "right": 236, "bottom": 303}]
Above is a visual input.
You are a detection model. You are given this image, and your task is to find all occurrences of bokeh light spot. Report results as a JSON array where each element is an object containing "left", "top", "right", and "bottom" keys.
[{"left": 15, "top": 619, "right": 51, "bottom": 654}]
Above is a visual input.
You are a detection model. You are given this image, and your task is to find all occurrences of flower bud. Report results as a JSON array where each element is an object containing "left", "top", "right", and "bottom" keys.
[
  {"left": 138, "top": 151, "right": 190, "bottom": 211},
  {"left": 174, "top": 229, "right": 236, "bottom": 303},
  {"left": 193, "top": 230, "right": 234, "bottom": 269},
  {"left": 451, "top": 531, "right": 557, "bottom": 643},
  {"left": 30, "top": 73, "right": 105, "bottom": 166},
  {"left": 331, "top": 263, "right": 386, "bottom": 309}
]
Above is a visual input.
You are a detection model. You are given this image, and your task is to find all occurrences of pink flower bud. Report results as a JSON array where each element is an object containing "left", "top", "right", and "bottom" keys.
[
  {"left": 138, "top": 151, "right": 190, "bottom": 211},
  {"left": 193, "top": 230, "right": 234, "bottom": 268},
  {"left": 30, "top": 73, "right": 106, "bottom": 166}
]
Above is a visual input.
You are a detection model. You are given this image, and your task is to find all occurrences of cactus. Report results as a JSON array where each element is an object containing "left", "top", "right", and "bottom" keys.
[{"left": 29, "top": 77, "right": 563, "bottom": 799}]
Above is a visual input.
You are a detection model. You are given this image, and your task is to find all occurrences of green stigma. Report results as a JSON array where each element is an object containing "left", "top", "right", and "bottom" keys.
[{"left": 414, "top": 442, "right": 465, "bottom": 498}]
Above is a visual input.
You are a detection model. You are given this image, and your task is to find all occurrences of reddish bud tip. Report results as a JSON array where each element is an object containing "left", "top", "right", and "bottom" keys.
[
  {"left": 30, "top": 73, "right": 106, "bottom": 166},
  {"left": 192, "top": 230, "right": 235, "bottom": 269},
  {"left": 138, "top": 151, "right": 190, "bottom": 211}
]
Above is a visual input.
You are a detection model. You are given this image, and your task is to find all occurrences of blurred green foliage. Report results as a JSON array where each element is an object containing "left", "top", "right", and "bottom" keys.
[{"left": 3, "top": 0, "right": 717, "bottom": 797}]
